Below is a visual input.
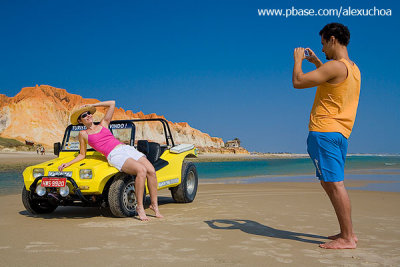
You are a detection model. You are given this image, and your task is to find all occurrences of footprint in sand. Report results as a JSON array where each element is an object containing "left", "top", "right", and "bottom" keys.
[
  {"left": 277, "top": 243, "right": 292, "bottom": 248},
  {"left": 253, "top": 251, "right": 267, "bottom": 256},
  {"left": 25, "top": 241, "right": 56, "bottom": 250},
  {"left": 177, "top": 248, "right": 196, "bottom": 252},
  {"left": 269, "top": 250, "right": 293, "bottom": 258},
  {"left": 24, "top": 241, "right": 79, "bottom": 254},
  {"left": 275, "top": 257, "right": 293, "bottom": 264},
  {"left": 80, "top": 247, "right": 101, "bottom": 251},
  {"left": 318, "top": 259, "right": 334, "bottom": 264},
  {"left": 301, "top": 249, "right": 322, "bottom": 258},
  {"left": 371, "top": 244, "right": 390, "bottom": 248},
  {"left": 229, "top": 245, "right": 249, "bottom": 250}
]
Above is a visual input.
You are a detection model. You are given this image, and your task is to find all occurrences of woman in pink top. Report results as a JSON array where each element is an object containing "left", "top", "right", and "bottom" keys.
[{"left": 58, "top": 100, "right": 163, "bottom": 221}]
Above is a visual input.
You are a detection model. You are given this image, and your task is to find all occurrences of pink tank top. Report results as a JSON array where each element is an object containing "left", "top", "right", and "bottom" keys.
[{"left": 87, "top": 126, "right": 122, "bottom": 157}]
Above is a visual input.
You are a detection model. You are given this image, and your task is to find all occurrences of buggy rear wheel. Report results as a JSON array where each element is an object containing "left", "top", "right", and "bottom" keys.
[{"left": 171, "top": 162, "right": 198, "bottom": 203}]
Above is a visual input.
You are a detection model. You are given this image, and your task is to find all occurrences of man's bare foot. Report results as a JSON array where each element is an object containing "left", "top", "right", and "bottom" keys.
[
  {"left": 319, "top": 238, "right": 357, "bottom": 249},
  {"left": 149, "top": 204, "right": 164, "bottom": 218},
  {"left": 328, "top": 233, "right": 358, "bottom": 243},
  {"left": 136, "top": 205, "right": 149, "bottom": 221}
]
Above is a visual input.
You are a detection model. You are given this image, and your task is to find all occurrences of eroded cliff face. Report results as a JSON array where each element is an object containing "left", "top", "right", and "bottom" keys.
[{"left": 0, "top": 85, "right": 226, "bottom": 150}]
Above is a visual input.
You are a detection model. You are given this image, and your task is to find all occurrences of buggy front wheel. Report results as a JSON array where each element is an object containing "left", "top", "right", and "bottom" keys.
[
  {"left": 108, "top": 175, "right": 146, "bottom": 217},
  {"left": 170, "top": 162, "right": 198, "bottom": 203},
  {"left": 21, "top": 186, "right": 58, "bottom": 214}
]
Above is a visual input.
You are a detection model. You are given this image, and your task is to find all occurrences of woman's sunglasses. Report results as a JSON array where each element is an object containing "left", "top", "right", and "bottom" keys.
[{"left": 79, "top": 111, "right": 91, "bottom": 119}]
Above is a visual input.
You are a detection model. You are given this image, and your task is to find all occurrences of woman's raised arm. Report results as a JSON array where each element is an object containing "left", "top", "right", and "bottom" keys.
[{"left": 91, "top": 100, "right": 116, "bottom": 127}]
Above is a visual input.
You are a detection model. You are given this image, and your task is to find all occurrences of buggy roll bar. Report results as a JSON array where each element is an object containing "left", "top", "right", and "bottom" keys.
[
  {"left": 114, "top": 118, "right": 175, "bottom": 147},
  {"left": 61, "top": 118, "right": 175, "bottom": 151}
]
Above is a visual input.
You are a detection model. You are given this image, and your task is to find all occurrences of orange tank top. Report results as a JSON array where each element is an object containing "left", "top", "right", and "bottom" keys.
[{"left": 309, "top": 58, "right": 361, "bottom": 138}]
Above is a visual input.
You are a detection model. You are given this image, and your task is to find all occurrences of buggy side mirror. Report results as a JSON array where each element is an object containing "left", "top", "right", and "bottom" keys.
[{"left": 54, "top": 142, "right": 61, "bottom": 156}]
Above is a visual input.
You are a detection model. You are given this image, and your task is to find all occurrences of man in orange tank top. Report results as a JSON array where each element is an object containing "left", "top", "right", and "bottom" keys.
[{"left": 292, "top": 23, "right": 361, "bottom": 249}]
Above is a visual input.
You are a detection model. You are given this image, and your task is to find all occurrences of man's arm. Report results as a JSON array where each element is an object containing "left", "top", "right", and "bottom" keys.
[
  {"left": 292, "top": 47, "right": 345, "bottom": 89},
  {"left": 305, "top": 48, "right": 323, "bottom": 68}
]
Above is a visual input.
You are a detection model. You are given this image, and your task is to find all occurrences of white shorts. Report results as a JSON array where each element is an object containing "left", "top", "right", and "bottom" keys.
[{"left": 107, "top": 145, "right": 145, "bottom": 171}]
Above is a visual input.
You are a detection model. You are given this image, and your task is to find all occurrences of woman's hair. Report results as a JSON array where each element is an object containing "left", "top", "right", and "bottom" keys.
[{"left": 319, "top": 23, "right": 350, "bottom": 46}]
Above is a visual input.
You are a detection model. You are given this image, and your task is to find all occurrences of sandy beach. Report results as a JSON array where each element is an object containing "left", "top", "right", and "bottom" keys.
[
  {"left": 0, "top": 181, "right": 399, "bottom": 266},
  {"left": 1, "top": 151, "right": 400, "bottom": 266}
]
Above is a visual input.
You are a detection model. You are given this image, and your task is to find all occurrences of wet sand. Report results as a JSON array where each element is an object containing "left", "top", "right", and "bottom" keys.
[
  {"left": 0, "top": 152, "right": 56, "bottom": 171},
  {"left": 0, "top": 182, "right": 399, "bottom": 266},
  {"left": 0, "top": 152, "right": 56, "bottom": 164}
]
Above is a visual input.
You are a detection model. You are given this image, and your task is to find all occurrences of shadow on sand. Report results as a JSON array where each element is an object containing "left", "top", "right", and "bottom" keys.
[
  {"left": 205, "top": 219, "right": 328, "bottom": 244},
  {"left": 19, "top": 196, "right": 175, "bottom": 219},
  {"left": 19, "top": 206, "right": 103, "bottom": 219}
]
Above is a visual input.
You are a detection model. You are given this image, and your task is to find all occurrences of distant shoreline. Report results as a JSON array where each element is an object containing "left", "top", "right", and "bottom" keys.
[
  {"left": 0, "top": 151, "right": 399, "bottom": 166},
  {"left": 192, "top": 153, "right": 308, "bottom": 162},
  {"left": 191, "top": 153, "right": 400, "bottom": 162}
]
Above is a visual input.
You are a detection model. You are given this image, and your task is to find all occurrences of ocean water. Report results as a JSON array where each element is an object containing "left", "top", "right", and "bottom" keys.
[
  {"left": 194, "top": 156, "right": 400, "bottom": 192},
  {"left": 0, "top": 171, "right": 23, "bottom": 195},
  {"left": 200, "top": 173, "right": 400, "bottom": 192},
  {"left": 1, "top": 156, "right": 399, "bottom": 195},
  {"left": 195, "top": 156, "right": 400, "bottom": 179}
]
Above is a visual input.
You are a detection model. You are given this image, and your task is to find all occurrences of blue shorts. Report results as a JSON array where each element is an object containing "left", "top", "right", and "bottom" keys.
[{"left": 307, "top": 131, "right": 348, "bottom": 182}]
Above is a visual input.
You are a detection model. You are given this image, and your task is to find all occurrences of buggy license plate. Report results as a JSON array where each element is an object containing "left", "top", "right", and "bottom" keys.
[{"left": 41, "top": 177, "right": 67, "bottom": 187}]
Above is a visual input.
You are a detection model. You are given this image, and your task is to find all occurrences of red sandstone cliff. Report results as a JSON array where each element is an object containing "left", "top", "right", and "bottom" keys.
[{"left": 0, "top": 85, "right": 231, "bottom": 151}]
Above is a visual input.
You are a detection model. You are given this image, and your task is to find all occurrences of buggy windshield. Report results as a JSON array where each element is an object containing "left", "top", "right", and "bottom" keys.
[
  {"left": 60, "top": 119, "right": 174, "bottom": 152},
  {"left": 61, "top": 122, "right": 134, "bottom": 152}
]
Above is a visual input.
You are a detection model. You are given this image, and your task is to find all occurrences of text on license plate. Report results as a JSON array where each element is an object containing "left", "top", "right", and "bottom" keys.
[{"left": 41, "top": 177, "right": 67, "bottom": 187}]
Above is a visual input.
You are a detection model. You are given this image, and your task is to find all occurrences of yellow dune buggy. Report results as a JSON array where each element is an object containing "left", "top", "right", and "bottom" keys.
[{"left": 22, "top": 119, "right": 198, "bottom": 217}]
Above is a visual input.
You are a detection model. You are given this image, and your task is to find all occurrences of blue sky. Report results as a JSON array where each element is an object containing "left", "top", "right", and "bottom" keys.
[{"left": 0, "top": 0, "right": 399, "bottom": 153}]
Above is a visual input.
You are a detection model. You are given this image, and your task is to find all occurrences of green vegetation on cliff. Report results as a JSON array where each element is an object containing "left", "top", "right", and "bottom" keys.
[{"left": 0, "top": 137, "right": 24, "bottom": 147}]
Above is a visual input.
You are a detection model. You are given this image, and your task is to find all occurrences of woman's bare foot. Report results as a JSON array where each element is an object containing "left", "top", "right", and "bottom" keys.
[
  {"left": 328, "top": 233, "right": 358, "bottom": 243},
  {"left": 149, "top": 204, "right": 164, "bottom": 218},
  {"left": 136, "top": 205, "right": 149, "bottom": 221},
  {"left": 319, "top": 237, "right": 357, "bottom": 249}
]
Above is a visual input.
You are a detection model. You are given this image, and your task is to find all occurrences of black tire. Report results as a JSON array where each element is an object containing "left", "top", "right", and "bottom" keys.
[
  {"left": 21, "top": 186, "right": 58, "bottom": 214},
  {"left": 108, "top": 175, "right": 145, "bottom": 218},
  {"left": 171, "top": 162, "right": 198, "bottom": 203},
  {"left": 99, "top": 205, "right": 114, "bottom": 217}
]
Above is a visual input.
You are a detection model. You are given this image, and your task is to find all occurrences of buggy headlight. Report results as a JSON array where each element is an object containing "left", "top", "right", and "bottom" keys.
[
  {"left": 33, "top": 168, "right": 44, "bottom": 178},
  {"left": 80, "top": 169, "right": 93, "bottom": 179},
  {"left": 59, "top": 185, "right": 70, "bottom": 197},
  {"left": 36, "top": 184, "right": 46, "bottom": 196}
]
